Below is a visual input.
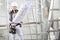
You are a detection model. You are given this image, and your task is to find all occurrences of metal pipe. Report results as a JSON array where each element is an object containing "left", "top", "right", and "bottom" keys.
[
  {"left": 48, "top": 0, "right": 54, "bottom": 21},
  {"left": 49, "top": 19, "right": 60, "bottom": 22}
]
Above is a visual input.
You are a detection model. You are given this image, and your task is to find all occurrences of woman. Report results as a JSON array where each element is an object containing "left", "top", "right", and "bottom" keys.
[{"left": 9, "top": 2, "right": 23, "bottom": 40}]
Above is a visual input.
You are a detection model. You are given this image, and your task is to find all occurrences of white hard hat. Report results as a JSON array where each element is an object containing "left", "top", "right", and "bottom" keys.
[{"left": 11, "top": 2, "right": 18, "bottom": 7}]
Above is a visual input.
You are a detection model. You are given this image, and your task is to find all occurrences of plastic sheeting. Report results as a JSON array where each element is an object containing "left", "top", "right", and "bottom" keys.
[{"left": 13, "top": 2, "right": 32, "bottom": 23}]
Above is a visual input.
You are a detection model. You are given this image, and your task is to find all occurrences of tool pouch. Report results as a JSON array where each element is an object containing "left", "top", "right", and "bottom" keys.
[{"left": 9, "top": 24, "right": 16, "bottom": 34}]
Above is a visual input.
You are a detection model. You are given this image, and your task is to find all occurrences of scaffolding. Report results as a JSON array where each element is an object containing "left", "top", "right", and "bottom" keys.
[
  {"left": 0, "top": 0, "right": 49, "bottom": 40},
  {"left": 47, "top": 0, "right": 60, "bottom": 40},
  {"left": 0, "top": 0, "right": 60, "bottom": 40}
]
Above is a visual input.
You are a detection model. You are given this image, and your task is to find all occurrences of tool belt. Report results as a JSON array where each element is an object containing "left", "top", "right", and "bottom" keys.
[{"left": 9, "top": 23, "right": 21, "bottom": 34}]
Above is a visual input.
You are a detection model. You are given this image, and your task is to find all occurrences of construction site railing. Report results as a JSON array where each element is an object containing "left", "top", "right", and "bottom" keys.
[{"left": 0, "top": 22, "right": 43, "bottom": 27}]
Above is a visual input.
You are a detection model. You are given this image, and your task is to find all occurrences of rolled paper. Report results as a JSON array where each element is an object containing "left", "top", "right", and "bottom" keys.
[{"left": 13, "top": 2, "right": 32, "bottom": 23}]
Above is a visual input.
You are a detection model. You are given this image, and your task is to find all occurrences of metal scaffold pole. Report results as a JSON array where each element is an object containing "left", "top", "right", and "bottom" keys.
[
  {"left": 38, "top": 0, "right": 45, "bottom": 40},
  {"left": 43, "top": 0, "right": 54, "bottom": 40}
]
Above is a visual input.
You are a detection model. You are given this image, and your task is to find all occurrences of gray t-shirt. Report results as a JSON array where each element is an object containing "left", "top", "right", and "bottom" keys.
[
  {"left": 9, "top": 10, "right": 18, "bottom": 21},
  {"left": 12, "top": 13, "right": 17, "bottom": 20}
]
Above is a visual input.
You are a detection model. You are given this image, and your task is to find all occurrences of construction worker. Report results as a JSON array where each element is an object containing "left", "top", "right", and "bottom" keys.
[{"left": 9, "top": 2, "right": 23, "bottom": 40}]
